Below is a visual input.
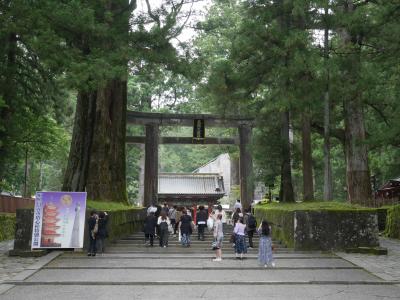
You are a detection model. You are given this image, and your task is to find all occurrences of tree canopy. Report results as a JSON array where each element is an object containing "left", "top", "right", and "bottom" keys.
[{"left": 1, "top": 0, "right": 400, "bottom": 206}]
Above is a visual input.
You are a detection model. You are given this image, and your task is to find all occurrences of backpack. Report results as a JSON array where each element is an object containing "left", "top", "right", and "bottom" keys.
[
  {"left": 91, "top": 218, "right": 98, "bottom": 239},
  {"left": 159, "top": 221, "right": 168, "bottom": 231},
  {"left": 247, "top": 214, "right": 257, "bottom": 229}
]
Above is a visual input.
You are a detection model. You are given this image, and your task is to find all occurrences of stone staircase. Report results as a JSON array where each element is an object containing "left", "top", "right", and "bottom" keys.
[
  {"left": 3, "top": 224, "right": 399, "bottom": 299},
  {"left": 106, "top": 225, "right": 288, "bottom": 254}
]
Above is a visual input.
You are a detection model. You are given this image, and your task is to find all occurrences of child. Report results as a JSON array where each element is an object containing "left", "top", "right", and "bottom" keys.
[{"left": 258, "top": 220, "right": 275, "bottom": 268}]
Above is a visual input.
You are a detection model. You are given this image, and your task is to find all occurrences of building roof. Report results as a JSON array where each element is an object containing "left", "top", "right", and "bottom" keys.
[{"left": 158, "top": 173, "right": 225, "bottom": 196}]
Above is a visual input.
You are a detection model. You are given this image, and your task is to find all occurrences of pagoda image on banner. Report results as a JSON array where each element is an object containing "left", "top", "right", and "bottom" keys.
[{"left": 41, "top": 202, "right": 61, "bottom": 247}]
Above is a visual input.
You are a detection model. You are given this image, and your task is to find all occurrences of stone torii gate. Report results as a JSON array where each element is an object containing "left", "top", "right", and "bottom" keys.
[{"left": 126, "top": 111, "right": 255, "bottom": 209}]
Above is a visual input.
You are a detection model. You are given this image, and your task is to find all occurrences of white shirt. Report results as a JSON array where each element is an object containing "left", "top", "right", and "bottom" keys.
[
  {"left": 233, "top": 202, "right": 242, "bottom": 210},
  {"left": 157, "top": 216, "right": 171, "bottom": 225}
]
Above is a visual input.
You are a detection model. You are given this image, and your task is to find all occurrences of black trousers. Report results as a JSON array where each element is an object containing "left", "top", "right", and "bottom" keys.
[
  {"left": 247, "top": 229, "right": 255, "bottom": 248},
  {"left": 88, "top": 234, "right": 97, "bottom": 254},
  {"left": 145, "top": 233, "right": 154, "bottom": 246},
  {"left": 197, "top": 224, "right": 206, "bottom": 240},
  {"left": 159, "top": 228, "right": 169, "bottom": 247},
  {"left": 170, "top": 219, "right": 176, "bottom": 234}
]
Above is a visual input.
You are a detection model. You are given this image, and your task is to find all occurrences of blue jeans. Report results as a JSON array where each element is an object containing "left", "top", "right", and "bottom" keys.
[{"left": 181, "top": 233, "right": 191, "bottom": 246}]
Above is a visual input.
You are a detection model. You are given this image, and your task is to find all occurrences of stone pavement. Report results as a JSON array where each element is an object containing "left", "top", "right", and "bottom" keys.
[
  {"left": 336, "top": 237, "right": 400, "bottom": 282},
  {"left": 1, "top": 231, "right": 400, "bottom": 299},
  {"left": 0, "top": 240, "right": 39, "bottom": 284}
]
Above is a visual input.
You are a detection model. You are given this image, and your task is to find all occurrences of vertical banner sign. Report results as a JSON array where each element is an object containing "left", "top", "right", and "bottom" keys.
[
  {"left": 31, "top": 192, "right": 87, "bottom": 249},
  {"left": 193, "top": 119, "right": 205, "bottom": 143}
]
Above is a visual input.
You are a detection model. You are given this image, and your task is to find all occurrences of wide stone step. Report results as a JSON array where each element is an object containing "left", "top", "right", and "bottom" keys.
[
  {"left": 4, "top": 284, "right": 399, "bottom": 300},
  {"left": 46, "top": 257, "right": 357, "bottom": 269},
  {"left": 23, "top": 268, "right": 383, "bottom": 284}
]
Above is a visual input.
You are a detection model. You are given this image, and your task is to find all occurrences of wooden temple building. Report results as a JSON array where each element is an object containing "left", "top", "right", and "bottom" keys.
[
  {"left": 375, "top": 177, "right": 400, "bottom": 206},
  {"left": 158, "top": 173, "right": 225, "bottom": 214}
]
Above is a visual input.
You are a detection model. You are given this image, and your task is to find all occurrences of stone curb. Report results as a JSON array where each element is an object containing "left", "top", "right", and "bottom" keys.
[
  {"left": 57, "top": 255, "right": 337, "bottom": 259},
  {"left": 43, "top": 266, "right": 362, "bottom": 270},
  {"left": 0, "top": 251, "right": 63, "bottom": 296},
  {"left": 5, "top": 280, "right": 400, "bottom": 286}
]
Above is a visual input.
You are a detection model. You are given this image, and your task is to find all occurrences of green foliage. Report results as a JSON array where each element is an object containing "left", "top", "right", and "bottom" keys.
[
  {"left": 0, "top": 213, "right": 16, "bottom": 242},
  {"left": 384, "top": 205, "right": 400, "bottom": 239}
]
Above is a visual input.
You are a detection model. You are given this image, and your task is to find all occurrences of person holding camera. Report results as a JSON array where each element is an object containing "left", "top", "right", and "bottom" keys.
[
  {"left": 96, "top": 211, "right": 108, "bottom": 255},
  {"left": 258, "top": 220, "right": 275, "bottom": 268}
]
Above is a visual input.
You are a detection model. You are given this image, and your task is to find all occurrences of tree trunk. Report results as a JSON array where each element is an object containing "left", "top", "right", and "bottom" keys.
[
  {"left": 279, "top": 111, "right": 295, "bottom": 202},
  {"left": 323, "top": 3, "right": 333, "bottom": 201},
  {"left": 63, "top": 1, "right": 131, "bottom": 203},
  {"left": 86, "top": 80, "right": 127, "bottom": 202},
  {"left": 63, "top": 81, "right": 127, "bottom": 202},
  {"left": 339, "top": 2, "right": 372, "bottom": 206},
  {"left": 230, "top": 155, "right": 240, "bottom": 186},
  {"left": 302, "top": 111, "right": 314, "bottom": 201},
  {"left": 62, "top": 91, "right": 96, "bottom": 193}
]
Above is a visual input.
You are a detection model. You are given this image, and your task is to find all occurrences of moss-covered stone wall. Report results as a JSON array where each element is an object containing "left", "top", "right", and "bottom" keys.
[
  {"left": 0, "top": 213, "right": 16, "bottom": 242},
  {"left": 384, "top": 204, "right": 400, "bottom": 239},
  {"left": 254, "top": 209, "right": 294, "bottom": 248},
  {"left": 294, "top": 210, "right": 379, "bottom": 250},
  {"left": 12, "top": 207, "right": 146, "bottom": 253},
  {"left": 82, "top": 208, "right": 146, "bottom": 249},
  {"left": 254, "top": 205, "right": 379, "bottom": 250}
]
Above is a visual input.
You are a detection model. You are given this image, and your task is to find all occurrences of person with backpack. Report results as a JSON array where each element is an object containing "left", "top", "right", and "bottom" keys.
[
  {"left": 196, "top": 205, "right": 208, "bottom": 241},
  {"left": 143, "top": 211, "right": 157, "bottom": 247},
  {"left": 258, "top": 220, "right": 275, "bottom": 268},
  {"left": 87, "top": 210, "right": 98, "bottom": 256},
  {"left": 244, "top": 208, "right": 257, "bottom": 249},
  {"left": 157, "top": 211, "right": 171, "bottom": 247},
  {"left": 96, "top": 211, "right": 108, "bottom": 255}
]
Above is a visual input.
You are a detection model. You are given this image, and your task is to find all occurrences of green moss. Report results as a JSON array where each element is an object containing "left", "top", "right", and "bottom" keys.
[
  {"left": 256, "top": 201, "right": 375, "bottom": 212},
  {"left": 86, "top": 200, "right": 141, "bottom": 211},
  {"left": 254, "top": 208, "right": 294, "bottom": 248},
  {"left": 0, "top": 213, "right": 16, "bottom": 241},
  {"left": 384, "top": 204, "right": 400, "bottom": 239}
]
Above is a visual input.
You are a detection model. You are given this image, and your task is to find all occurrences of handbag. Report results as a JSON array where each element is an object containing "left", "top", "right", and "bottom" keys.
[
  {"left": 229, "top": 233, "right": 236, "bottom": 243},
  {"left": 211, "top": 240, "right": 218, "bottom": 250}
]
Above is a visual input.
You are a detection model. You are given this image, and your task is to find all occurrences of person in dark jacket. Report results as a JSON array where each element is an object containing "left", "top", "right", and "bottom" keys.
[
  {"left": 96, "top": 211, "right": 108, "bottom": 255},
  {"left": 143, "top": 211, "right": 157, "bottom": 246},
  {"left": 87, "top": 210, "right": 98, "bottom": 256},
  {"left": 196, "top": 205, "right": 208, "bottom": 241},
  {"left": 179, "top": 208, "right": 194, "bottom": 247}
]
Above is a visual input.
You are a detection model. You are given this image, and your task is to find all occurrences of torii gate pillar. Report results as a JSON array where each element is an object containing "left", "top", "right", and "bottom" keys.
[
  {"left": 239, "top": 124, "right": 253, "bottom": 209},
  {"left": 144, "top": 123, "right": 159, "bottom": 207}
]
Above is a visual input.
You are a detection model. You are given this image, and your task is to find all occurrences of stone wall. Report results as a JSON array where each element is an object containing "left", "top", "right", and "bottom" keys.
[
  {"left": 294, "top": 210, "right": 379, "bottom": 250},
  {"left": 254, "top": 209, "right": 294, "bottom": 248},
  {"left": 385, "top": 204, "right": 400, "bottom": 239},
  {"left": 11, "top": 207, "right": 146, "bottom": 255},
  {"left": 255, "top": 207, "right": 379, "bottom": 250}
]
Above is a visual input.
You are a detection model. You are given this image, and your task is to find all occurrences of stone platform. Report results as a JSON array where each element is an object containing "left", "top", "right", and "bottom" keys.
[{"left": 1, "top": 229, "right": 400, "bottom": 299}]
